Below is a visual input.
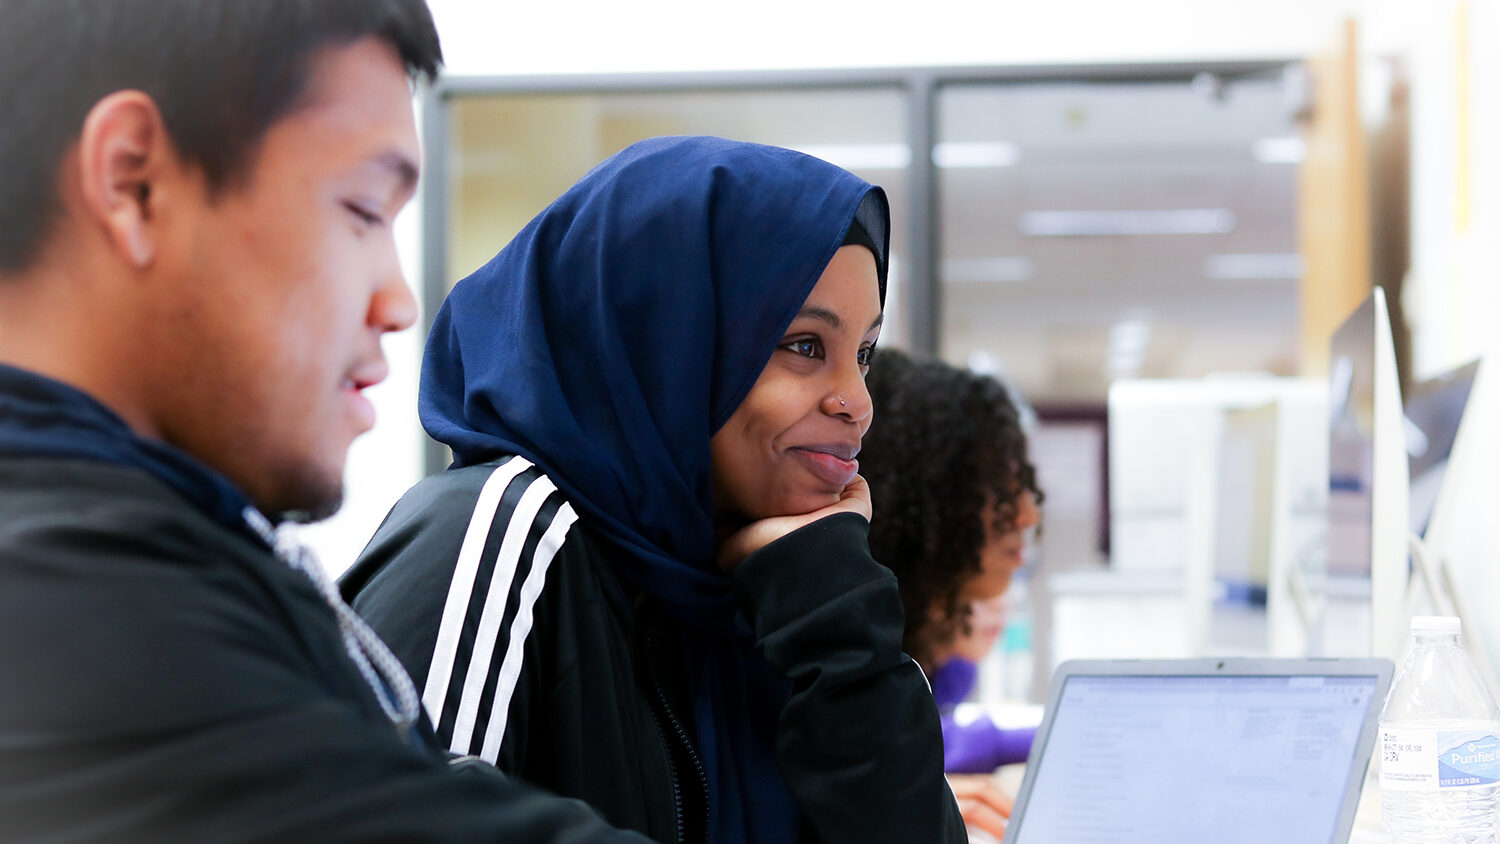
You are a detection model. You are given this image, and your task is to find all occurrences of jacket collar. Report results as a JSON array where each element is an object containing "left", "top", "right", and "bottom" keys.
[{"left": 0, "top": 362, "right": 260, "bottom": 530}]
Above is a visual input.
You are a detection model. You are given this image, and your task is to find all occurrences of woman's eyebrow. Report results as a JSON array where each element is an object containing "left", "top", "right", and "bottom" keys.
[
  {"left": 795, "top": 305, "right": 842, "bottom": 329},
  {"left": 794, "top": 307, "right": 886, "bottom": 333}
]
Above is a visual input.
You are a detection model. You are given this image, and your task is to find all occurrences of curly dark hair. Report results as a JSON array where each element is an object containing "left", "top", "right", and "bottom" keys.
[{"left": 861, "top": 348, "right": 1043, "bottom": 672}]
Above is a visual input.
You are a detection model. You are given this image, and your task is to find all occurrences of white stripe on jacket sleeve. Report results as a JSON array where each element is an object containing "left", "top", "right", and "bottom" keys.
[
  {"left": 478, "top": 501, "right": 578, "bottom": 763},
  {"left": 419, "top": 458, "right": 532, "bottom": 729},
  {"left": 447, "top": 473, "right": 560, "bottom": 755}
]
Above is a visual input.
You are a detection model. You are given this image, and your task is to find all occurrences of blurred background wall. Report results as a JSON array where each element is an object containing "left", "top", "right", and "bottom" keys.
[{"left": 298, "top": 0, "right": 1500, "bottom": 695}]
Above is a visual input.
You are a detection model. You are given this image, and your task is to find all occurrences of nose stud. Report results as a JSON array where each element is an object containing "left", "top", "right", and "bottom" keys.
[{"left": 838, "top": 395, "right": 847, "bottom": 407}]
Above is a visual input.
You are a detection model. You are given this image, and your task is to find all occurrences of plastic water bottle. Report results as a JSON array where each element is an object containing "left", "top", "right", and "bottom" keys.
[{"left": 1379, "top": 616, "right": 1500, "bottom": 843}]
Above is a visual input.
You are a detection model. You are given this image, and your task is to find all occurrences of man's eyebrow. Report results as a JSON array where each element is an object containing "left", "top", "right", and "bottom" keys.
[{"left": 375, "top": 150, "right": 419, "bottom": 194}]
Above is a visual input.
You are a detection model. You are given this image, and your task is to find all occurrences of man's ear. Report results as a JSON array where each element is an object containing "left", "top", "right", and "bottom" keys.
[{"left": 75, "top": 91, "right": 175, "bottom": 270}]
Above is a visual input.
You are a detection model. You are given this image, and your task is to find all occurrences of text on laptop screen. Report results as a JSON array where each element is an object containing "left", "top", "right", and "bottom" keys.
[{"left": 1012, "top": 674, "right": 1380, "bottom": 844}]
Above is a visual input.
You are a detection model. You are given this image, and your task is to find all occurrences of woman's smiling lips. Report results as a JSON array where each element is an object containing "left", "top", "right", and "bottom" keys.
[{"left": 788, "top": 443, "right": 861, "bottom": 488}]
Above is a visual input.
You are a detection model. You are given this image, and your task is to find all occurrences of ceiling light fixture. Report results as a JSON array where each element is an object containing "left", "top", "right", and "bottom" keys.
[
  {"left": 791, "top": 143, "right": 911, "bottom": 171},
  {"left": 1019, "top": 209, "right": 1236, "bottom": 237},
  {"left": 942, "top": 256, "right": 1034, "bottom": 284},
  {"left": 1204, "top": 253, "right": 1304, "bottom": 280},
  {"left": 932, "top": 141, "right": 1021, "bottom": 169},
  {"left": 1253, "top": 136, "right": 1306, "bottom": 164}
]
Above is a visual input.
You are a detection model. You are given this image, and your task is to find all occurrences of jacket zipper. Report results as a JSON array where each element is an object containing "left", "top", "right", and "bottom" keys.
[
  {"left": 645, "top": 696, "right": 686, "bottom": 842},
  {"left": 644, "top": 622, "right": 711, "bottom": 844}
]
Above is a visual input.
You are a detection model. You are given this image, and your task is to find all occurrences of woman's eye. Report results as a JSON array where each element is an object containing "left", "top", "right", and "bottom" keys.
[
  {"left": 782, "top": 338, "right": 822, "bottom": 359},
  {"left": 857, "top": 345, "right": 877, "bottom": 367}
]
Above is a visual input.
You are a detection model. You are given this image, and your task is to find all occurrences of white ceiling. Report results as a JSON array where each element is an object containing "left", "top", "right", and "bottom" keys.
[{"left": 927, "top": 76, "right": 1302, "bottom": 406}]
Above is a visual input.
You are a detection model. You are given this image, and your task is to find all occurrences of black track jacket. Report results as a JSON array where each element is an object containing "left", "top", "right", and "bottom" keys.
[
  {"left": 343, "top": 456, "right": 965, "bottom": 844},
  {"left": 0, "top": 366, "right": 654, "bottom": 843}
]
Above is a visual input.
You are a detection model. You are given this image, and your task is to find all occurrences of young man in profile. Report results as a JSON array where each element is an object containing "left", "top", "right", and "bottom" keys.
[{"left": 0, "top": 2, "right": 647, "bottom": 840}]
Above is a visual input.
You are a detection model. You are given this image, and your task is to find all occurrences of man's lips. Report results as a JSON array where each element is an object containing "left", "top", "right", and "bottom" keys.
[
  {"left": 789, "top": 445, "right": 860, "bottom": 488},
  {"left": 344, "top": 359, "right": 389, "bottom": 392},
  {"left": 340, "top": 363, "right": 388, "bottom": 431}
]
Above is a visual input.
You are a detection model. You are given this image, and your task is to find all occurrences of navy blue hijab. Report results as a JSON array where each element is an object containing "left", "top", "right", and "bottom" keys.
[{"left": 422, "top": 136, "right": 888, "bottom": 843}]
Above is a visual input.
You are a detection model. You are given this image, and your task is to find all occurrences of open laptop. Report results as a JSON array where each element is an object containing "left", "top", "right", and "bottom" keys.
[{"left": 1001, "top": 657, "right": 1394, "bottom": 844}]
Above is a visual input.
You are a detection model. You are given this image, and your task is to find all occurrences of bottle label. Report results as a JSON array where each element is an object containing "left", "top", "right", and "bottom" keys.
[{"left": 1380, "top": 726, "right": 1500, "bottom": 791}]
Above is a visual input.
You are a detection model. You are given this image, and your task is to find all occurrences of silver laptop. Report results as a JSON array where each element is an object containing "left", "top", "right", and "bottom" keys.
[{"left": 1002, "top": 657, "right": 1394, "bottom": 844}]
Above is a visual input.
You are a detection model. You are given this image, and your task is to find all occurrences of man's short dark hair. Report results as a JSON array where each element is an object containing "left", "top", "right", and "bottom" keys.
[{"left": 0, "top": 0, "right": 442, "bottom": 272}]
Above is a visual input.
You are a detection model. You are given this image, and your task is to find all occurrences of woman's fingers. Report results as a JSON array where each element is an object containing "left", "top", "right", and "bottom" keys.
[
  {"left": 836, "top": 473, "right": 872, "bottom": 520},
  {"left": 715, "top": 475, "right": 873, "bottom": 571},
  {"left": 947, "top": 774, "right": 1013, "bottom": 817},
  {"left": 948, "top": 774, "right": 1013, "bottom": 840},
  {"left": 956, "top": 796, "right": 1008, "bottom": 840}
]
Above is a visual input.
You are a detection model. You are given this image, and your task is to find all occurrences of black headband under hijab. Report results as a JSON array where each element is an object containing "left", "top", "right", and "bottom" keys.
[{"left": 844, "top": 190, "right": 889, "bottom": 303}]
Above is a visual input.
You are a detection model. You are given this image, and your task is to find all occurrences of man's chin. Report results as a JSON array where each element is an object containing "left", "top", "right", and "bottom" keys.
[
  {"left": 259, "top": 471, "right": 345, "bottom": 524},
  {"left": 277, "top": 497, "right": 343, "bottom": 524}
]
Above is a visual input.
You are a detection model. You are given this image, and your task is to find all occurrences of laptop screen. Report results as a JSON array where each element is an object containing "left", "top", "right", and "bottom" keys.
[{"left": 1007, "top": 670, "right": 1383, "bottom": 844}]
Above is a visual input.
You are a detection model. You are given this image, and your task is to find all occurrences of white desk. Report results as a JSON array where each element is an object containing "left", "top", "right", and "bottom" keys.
[{"left": 1349, "top": 767, "right": 1388, "bottom": 844}]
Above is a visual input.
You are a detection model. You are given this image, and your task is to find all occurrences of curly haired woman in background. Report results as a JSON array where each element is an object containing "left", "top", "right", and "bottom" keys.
[{"left": 860, "top": 348, "right": 1044, "bottom": 841}]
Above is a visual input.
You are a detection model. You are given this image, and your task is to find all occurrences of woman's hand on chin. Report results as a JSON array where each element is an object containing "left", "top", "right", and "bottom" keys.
[{"left": 716, "top": 475, "right": 873, "bottom": 572}]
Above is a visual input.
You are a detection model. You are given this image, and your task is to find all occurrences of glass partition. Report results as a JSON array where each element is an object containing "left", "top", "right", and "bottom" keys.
[{"left": 443, "top": 87, "right": 912, "bottom": 343}]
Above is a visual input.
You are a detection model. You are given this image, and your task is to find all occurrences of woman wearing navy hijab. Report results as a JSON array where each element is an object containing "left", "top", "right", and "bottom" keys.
[{"left": 343, "top": 136, "right": 964, "bottom": 844}]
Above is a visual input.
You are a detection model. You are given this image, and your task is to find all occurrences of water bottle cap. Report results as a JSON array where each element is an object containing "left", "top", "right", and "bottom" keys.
[{"left": 1411, "top": 615, "right": 1461, "bottom": 635}]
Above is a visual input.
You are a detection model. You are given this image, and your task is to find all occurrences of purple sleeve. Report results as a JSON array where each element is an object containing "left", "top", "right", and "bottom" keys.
[
  {"left": 939, "top": 714, "right": 1037, "bottom": 773},
  {"left": 929, "top": 658, "right": 978, "bottom": 709}
]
